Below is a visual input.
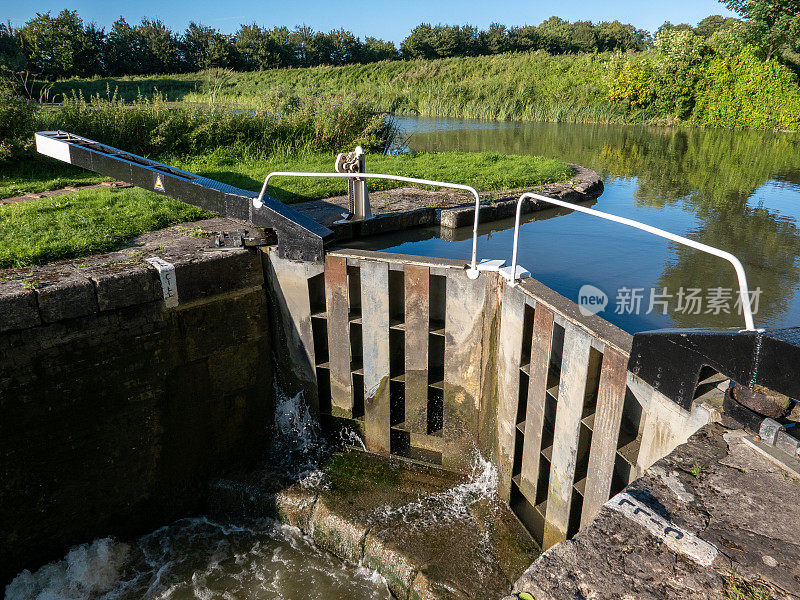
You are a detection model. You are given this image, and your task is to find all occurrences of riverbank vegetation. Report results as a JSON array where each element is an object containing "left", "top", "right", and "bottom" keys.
[
  {"left": 0, "top": 68, "right": 573, "bottom": 268},
  {"left": 1, "top": 13, "right": 651, "bottom": 78},
  {"left": 3, "top": 2, "right": 799, "bottom": 131},
  {"left": 15, "top": 27, "right": 798, "bottom": 131}
]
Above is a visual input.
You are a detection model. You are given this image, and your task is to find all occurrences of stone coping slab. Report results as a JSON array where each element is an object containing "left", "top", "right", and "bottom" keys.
[
  {"left": 292, "top": 164, "right": 602, "bottom": 240},
  {"left": 0, "top": 218, "right": 266, "bottom": 333},
  {"left": 509, "top": 423, "right": 800, "bottom": 600},
  {"left": 209, "top": 450, "right": 539, "bottom": 600}
]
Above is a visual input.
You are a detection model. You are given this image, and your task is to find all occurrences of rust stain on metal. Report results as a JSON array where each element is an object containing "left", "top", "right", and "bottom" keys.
[
  {"left": 325, "top": 255, "right": 353, "bottom": 417},
  {"left": 405, "top": 264, "right": 429, "bottom": 433},
  {"left": 520, "top": 305, "right": 555, "bottom": 503}
]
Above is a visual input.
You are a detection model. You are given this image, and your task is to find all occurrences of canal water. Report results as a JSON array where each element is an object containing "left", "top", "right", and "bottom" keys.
[{"left": 371, "top": 117, "right": 800, "bottom": 333}]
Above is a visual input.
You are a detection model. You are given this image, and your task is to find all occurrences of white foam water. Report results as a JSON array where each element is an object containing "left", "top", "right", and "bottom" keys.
[
  {"left": 269, "top": 385, "right": 366, "bottom": 487},
  {"left": 6, "top": 538, "right": 130, "bottom": 600},
  {"left": 6, "top": 518, "right": 390, "bottom": 600},
  {"left": 369, "top": 452, "right": 499, "bottom": 528},
  {"left": 270, "top": 386, "right": 330, "bottom": 488}
]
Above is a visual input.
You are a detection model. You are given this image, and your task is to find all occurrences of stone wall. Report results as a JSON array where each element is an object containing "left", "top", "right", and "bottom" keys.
[{"left": 0, "top": 219, "right": 274, "bottom": 585}]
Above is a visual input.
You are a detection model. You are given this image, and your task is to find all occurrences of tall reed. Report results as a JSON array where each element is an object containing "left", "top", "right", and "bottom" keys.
[{"left": 36, "top": 87, "right": 399, "bottom": 158}]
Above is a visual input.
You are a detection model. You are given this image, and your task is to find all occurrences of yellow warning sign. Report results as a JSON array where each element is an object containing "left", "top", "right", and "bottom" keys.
[{"left": 154, "top": 175, "right": 165, "bottom": 192}]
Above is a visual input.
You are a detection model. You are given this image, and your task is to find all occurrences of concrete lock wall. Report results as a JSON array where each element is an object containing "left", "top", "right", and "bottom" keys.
[
  {"left": 267, "top": 248, "right": 718, "bottom": 551},
  {"left": 0, "top": 243, "right": 275, "bottom": 585}
]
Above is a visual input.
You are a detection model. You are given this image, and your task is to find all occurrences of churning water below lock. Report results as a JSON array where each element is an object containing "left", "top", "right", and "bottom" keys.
[
  {"left": 5, "top": 387, "right": 503, "bottom": 600},
  {"left": 5, "top": 518, "right": 392, "bottom": 600},
  {"left": 366, "top": 117, "right": 800, "bottom": 333},
  {"left": 4, "top": 390, "right": 393, "bottom": 600}
]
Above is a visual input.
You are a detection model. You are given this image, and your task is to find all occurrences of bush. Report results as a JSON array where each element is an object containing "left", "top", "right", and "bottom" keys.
[
  {"left": 651, "top": 28, "right": 711, "bottom": 119},
  {"left": 694, "top": 46, "right": 800, "bottom": 129},
  {"left": 607, "top": 60, "right": 655, "bottom": 108},
  {"left": 708, "top": 22, "right": 754, "bottom": 58},
  {"left": 0, "top": 78, "right": 36, "bottom": 163}
]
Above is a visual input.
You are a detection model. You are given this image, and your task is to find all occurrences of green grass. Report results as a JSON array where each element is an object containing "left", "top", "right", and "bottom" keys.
[
  {"left": 0, "top": 150, "right": 571, "bottom": 269},
  {"left": 0, "top": 161, "right": 111, "bottom": 198},
  {"left": 43, "top": 52, "right": 630, "bottom": 125},
  {"left": 0, "top": 189, "right": 210, "bottom": 270}
]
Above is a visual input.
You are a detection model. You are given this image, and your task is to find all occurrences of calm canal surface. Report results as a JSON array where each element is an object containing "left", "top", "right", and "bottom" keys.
[{"left": 367, "top": 117, "right": 800, "bottom": 333}]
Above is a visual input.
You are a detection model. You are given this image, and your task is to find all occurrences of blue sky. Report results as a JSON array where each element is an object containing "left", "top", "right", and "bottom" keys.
[{"left": 2, "top": 0, "right": 737, "bottom": 42}]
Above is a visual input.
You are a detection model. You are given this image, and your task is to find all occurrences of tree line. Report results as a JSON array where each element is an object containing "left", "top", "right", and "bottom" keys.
[
  {"left": 1, "top": 12, "right": 657, "bottom": 79},
  {"left": 3, "top": 3, "right": 796, "bottom": 81}
]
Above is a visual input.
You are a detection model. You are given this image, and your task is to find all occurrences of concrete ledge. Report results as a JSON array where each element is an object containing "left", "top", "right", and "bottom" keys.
[
  {"left": 293, "top": 164, "right": 603, "bottom": 241},
  {"left": 438, "top": 164, "right": 602, "bottom": 229},
  {"left": 510, "top": 424, "right": 800, "bottom": 600},
  {"left": 35, "top": 265, "right": 99, "bottom": 323},
  {"left": 0, "top": 279, "right": 40, "bottom": 333},
  {"left": 209, "top": 451, "right": 539, "bottom": 600},
  {"left": 82, "top": 260, "right": 162, "bottom": 311}
]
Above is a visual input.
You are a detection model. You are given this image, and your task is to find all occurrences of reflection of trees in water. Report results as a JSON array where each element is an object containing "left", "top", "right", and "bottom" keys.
[
  {"left": 409, "top": 123, "right": 800, "bottom": 210},
  {"left": 408, "top": 121, "right": 800, "bottom": 328},
  {"left": 657, "top": 206, "right": 800, "bottom": 328}
]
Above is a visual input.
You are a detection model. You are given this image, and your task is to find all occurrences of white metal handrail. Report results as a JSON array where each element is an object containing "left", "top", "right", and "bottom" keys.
[
  {"left": 256, "top": 171, "right": 484, "bottom": 274},
  {"left": 502, "top": 192, "right": 757, "bottom": 331}
]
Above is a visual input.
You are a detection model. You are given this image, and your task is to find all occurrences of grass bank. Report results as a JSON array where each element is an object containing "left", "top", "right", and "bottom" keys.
[
  {"left": 41, "top": 45, "right": 800, "bottom": 130},
  {"left": 0, "top": 150, "right": 571, "bottom": 269},
  {"left": 43, "top": 53, "right": 630, "bottom": 124}
]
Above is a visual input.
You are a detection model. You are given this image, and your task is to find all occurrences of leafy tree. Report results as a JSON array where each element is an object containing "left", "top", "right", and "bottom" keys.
[
  {"left": 361, "top": 37, "right": 398, "bottom": 62},
  {"left": 508, "top": 25, "right": 544, "bottom": 52},
  {"left": 480, "top": 23, "right": 510, "bottom": 54},
  {"left": 104, "top": 18, "right": 144, "bottom": 75},
  {"left": 138, "top": 19, "right": 182, "bottom": 73},
  {"left": 694, "top": 44, "right": 800, "bottom": 126},
  {"left": 607, "top": 60, "right": 656, "bottom": 107},
  {"left": 183, "top": 22, "right": 237, "bottom": 70},
  {"left": 401, "top": 23, "right": 438, "bottom": 59},
  {"left": 265, "top": 26, "right": 296, "bottom": 68},
  {"left": 0, "top": 75, "right": 36, "bottom": 162},
  {"left": 20, "top": 10, "right": 100, "bottom": 79},
  {"left": 695, "top": 14, "right": 740, "bottom": 37},
  {"left": 652, "top": 28, "right": 711, "bottom": 118},
  {"left": 722, "top": 0, "right": 800, "bottom": 59},
  {"left": 708, "top": 21, "right": 753, "bottom": 55},
  {"left": 536, "top": 16, "right": 577, "bottom": 53},
  {"left": 401, "top": 24, "right": 482, "bottom": 59},
  {"left": 289, "top": 25, "right": 315, "bottom": 66},
  {"left": 73, "top": 22, "right": 105, "bottom": 77},
  {"left": 570, "top": 20, "right": 599, "bottom": 52},
  {"left": 597, "top": 21, "right": 651, "bottom": 51},
  {"left": 326, "top": 29, "right": 361, "bottom": 65},
  {"left": 237, "top": 25, "right": 297, "bottom": 69},
  {"left": 234, "top": 23, "right": 274, "bottom": 70},
  {"left": 1, "top": 22, "right": 27, "bottom": 72},
  {"left": 656, "top": 21, "right": 694, "bottom": 37}
]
